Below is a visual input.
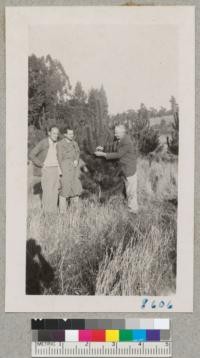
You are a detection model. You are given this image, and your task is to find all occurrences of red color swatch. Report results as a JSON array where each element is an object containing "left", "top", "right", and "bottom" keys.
[{"left": 91, "top": 330, "right": 105, "bottom": 342}]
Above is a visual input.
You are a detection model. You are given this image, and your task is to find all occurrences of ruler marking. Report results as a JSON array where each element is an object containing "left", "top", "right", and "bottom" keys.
[
  {"left": 31, "top": 341, "right": 172, "bottom": 357},
  {"left": 128, "top": 345, "right": 131, "bottom": 356}
]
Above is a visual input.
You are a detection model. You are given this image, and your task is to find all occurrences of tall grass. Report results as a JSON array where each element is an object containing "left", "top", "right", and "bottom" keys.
[{"left": 27, "top": 158, "right": 177, "bottom": 295}]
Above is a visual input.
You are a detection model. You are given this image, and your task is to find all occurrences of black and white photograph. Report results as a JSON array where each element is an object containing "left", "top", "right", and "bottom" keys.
[{"left": 6, "top": 6, "right": 194, "bottom": 311}]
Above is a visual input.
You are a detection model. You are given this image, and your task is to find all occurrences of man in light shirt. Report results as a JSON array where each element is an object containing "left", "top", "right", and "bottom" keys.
[{"left": 29, "top": 125, "right": 60, "bottom": 213}]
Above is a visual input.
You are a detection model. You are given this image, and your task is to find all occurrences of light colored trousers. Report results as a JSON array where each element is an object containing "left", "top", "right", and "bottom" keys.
[
  {"left": 41, "top": 167, "right": 60, "bottom": 213},
  {"left": 125, "top": 172, "right": 138, "bottom": 213},
  {"left": 59, "top": 195, "right": 79, "bottom": 213}
]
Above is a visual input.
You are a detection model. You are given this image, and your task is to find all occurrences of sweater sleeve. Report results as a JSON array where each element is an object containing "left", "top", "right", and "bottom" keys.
[
  {"left": 57, "top": 142, "right": 63, "bottom": 169},
  {"left": 29, "top": 140, "right": 44, "bottom": 168},
  {"left": 74, "top": 142, "right": 80, "bottom": 161},
  {"left": 106, "top": 144, "right": 129, "bottom": 160}
]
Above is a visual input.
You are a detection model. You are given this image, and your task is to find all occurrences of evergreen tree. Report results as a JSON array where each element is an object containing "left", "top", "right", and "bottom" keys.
[
  {"left": 132, "top": 103, "right": 159, "bottom": 155},
  {"left": 80, "top": 88, "right": 125, "bottom": 201},
  {"left": 99, "top": 85, "right": 109, "bottom": 119},
  {"left": 73, "top": 81, "right": 87, "bottom": 103},
  {"left": 167, "top": 111, "right": 179, "bottom": 155},
  {"left": 170, "top": 95, "right": 179, "bottom": 114}
]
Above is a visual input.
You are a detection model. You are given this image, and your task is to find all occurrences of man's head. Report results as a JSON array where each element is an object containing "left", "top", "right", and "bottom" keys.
[
  {"left": 114, "top": 124, "right": 126, "bottom": 140},
  {"left": 62, "top": 127, "right": 74, "bottom": 141},
  {"left": 48, "top": 125, "right": 59, "bottom": 142}
]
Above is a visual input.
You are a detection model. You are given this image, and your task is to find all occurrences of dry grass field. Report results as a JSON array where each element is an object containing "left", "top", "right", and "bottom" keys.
[{"left": 27, "top": 158, "right": 177, "bottom": 296}]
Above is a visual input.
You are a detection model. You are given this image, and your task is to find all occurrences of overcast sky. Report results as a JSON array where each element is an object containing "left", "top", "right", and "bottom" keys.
[{"left": 29, "top": 24, "right": 179, "bottom": 115}]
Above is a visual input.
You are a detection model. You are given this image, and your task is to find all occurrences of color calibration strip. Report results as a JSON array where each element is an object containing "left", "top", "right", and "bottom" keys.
[
  {"left": 31, "top": 319, "right": 172, "bottom": 357},
  {"left": 31, "top": 318, "right": 170, "bottom": 330},
  {"left": 32, "top": 328, "right": 170, "bottom": 342}
]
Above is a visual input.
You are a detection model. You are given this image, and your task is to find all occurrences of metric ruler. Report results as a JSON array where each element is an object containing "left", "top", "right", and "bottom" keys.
[{"left": 31, "top": 319, "right": 172, "bottom": 357}]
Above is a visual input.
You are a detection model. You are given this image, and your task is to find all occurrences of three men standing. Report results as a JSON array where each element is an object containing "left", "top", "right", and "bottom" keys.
[{"left": 30, "top": 123, "right": 138, "bottom": 214}]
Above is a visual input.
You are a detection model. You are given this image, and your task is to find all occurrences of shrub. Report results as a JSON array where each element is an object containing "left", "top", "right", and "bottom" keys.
[
  {"left": 138, "top": 127, "right": 160, "bottom": 155},
  {"left": 167, "top": 111, "right": 179, "bottom": 155},
  {"left": 28, "top": 125, "right": 45, "bottom": 152}
]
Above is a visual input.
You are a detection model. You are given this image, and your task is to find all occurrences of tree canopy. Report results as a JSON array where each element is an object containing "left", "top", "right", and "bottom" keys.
[{"left": 28, "top": 54, "right": 71, "bottom": 129}]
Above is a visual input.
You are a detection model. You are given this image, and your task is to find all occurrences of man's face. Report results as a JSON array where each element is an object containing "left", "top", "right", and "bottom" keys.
[
  {"left": 65, "top": 130, "right": 74, "bottom": 141},
  {"left": 115, "top": 127, "right": 126, "bottom": 140},
  {"left": 49, "top": 127, "right": 59, "bottom": 142}
]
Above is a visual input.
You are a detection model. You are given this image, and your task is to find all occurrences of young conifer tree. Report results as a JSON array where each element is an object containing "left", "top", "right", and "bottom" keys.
[
  {"left": 167, "top": 111, "right": 179, "bottom": 155},
  {"left": 80, "top": 89, "right": 125, "bottom": 201}
]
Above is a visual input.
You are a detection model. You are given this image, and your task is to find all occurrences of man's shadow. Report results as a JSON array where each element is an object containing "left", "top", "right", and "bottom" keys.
[{"left": 26, "top": 238, "right": 54, "bottom": 295}]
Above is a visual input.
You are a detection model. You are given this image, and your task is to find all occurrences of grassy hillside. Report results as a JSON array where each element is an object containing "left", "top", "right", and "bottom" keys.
[{"left": 27, "top": 158, "right": 177, "bottom": 296}]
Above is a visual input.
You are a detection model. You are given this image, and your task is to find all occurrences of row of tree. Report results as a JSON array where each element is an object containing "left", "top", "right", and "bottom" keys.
[{"left": 29, "top": 54, "right": 179, "bottom": 156}]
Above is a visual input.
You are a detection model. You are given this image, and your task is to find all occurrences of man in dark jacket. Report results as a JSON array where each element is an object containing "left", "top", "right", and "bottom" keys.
[
  {"left": 94, "top": 124, "right": 138, "bottom": 214},
  {"left": 29, "top": 125, "right": 60, "bottom": 213}
]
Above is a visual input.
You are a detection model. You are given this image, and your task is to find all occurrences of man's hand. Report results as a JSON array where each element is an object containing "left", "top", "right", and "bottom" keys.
[
  {"left": 74, "top": 160, "right": 78, "bottom": 167},
  {"left": 94, "top": 151, "right": 106, "bottom": 158},
  {"left": 96, "top": 146, "right": 104, "bottom": 151},
  {"left": 83, "top": 166, "right": 88, "bottom": 173}
]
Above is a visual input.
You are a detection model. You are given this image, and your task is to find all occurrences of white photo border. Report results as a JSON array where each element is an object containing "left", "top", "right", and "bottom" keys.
[{"left": 6, "top": 6, "right": 195, "bottom": 312}]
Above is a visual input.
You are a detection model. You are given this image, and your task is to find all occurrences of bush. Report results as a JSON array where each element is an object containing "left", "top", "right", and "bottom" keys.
[
  {"left": 138, "top": 127, "right": 160, "bottom": 155},
  {"left": 167, "top": 111, "right": 179, "bottom": 155},
  {"left": 28, "top": 125, "right": 46, "bottom": 152}
]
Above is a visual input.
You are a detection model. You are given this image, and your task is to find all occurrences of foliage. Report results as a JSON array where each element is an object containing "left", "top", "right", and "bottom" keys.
[
  {"left": 27, "top": 54, "right": 178, "bottom": 297},
  {"left": 132, "top": 104, "right": 159, "bottom": 155},
  {"left": 28, "top": 125, "right": 46, "bottom": 152},
  {"left": 167, "top": 111, "right": 179, "bottom": 155},
  {"left": 111, "top": 103, "right": 159, "bottom": 155},
  {"left": 81, "top": 89, "right": 125, "bottom": 201},
  {"left": 137, "top": 127, "right": 160, "bottom": 155},
  {"left": 28, "top": 54, "right": 71, "bottom": 129},
  {"left": 28, "top": 158, "right": 177, "bottom": 296}
]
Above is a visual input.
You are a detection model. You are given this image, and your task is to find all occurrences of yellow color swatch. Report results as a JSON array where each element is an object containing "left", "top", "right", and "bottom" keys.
[{"left": 105, "top": 330, "right": 119, "bottom": 342}]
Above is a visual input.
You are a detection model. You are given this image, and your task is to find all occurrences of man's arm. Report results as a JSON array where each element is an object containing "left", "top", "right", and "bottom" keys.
[
  {"left": 75, "top": 141, "right": 80, "bottom": 161},
  {"left": 105, "top": 144, "right": 130, "bottom": 160},
  {"left": 56, "top": 142, "right": 63, "bottom": 170},
  {"left": 94, "top": 144, "right": 129, "bottom": 160},
  {"left": 29, "top": 140, "right": 44, "bottom": 168}
]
